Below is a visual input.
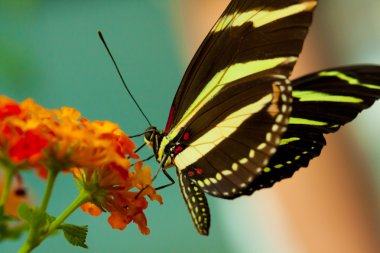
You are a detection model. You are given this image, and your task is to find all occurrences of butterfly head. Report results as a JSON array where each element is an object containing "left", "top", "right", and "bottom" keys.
[
  {"left": 143, "top": 126, "right": 173, "bottom": 167},
  {"left": 144, "top": 126, "right": 159, "bottom": 148}
]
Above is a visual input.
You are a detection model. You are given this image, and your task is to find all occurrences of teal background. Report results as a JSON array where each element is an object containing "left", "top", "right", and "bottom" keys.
[
  {"left": 1, "top": 0, "right": 233, "bottom": 252},
  {"left": 1, "top": 0, "right": 380, "bottom": 252}
]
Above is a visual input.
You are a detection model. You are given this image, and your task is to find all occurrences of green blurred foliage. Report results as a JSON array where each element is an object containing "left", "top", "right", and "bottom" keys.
[{"left": 0, "top": 0, "right": 41, "bottom": 92}]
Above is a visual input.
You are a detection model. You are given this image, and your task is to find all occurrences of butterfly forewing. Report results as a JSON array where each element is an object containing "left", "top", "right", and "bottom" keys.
[{"left": 165, "top": 0, "right": 317, "bottom": 134}]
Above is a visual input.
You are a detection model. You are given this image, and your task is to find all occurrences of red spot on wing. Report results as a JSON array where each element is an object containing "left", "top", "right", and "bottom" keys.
[
  {"left": 174, "top": 146, "right": 183, "bottom": 154},
  {"left": 164, "top": 106, "right": 175, "bottom": 134},
  {"left": 188, "top": 171, "right": 195, "bottom": 177},
  {"left": 195, "top": 168, "right": 203, "bottom": 175},
  {"left": 183, "top": 132, "right": 190, "bottom": 141}
]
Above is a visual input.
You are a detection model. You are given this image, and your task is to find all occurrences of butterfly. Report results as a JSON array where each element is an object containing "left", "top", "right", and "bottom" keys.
[{"left": 141, "top": 0, "right": 380, "bottom": 235}]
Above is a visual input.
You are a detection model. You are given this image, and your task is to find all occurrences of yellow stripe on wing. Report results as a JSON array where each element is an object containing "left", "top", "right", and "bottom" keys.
[
  {"left": 280, "top": 137, "right": 300, "bottom": 145},
  {"left": 319, "top": 71, "right": 380, "bottom": 90},
  {"left": 212, "top": 1, "right": 317, "bottom": 33},
  {"left": 175, "top": 94, "right": 272, "bottom": 170},
  {"left": 169, "top": 57, "right": 296, "bottom": 140},
  {"left": 289, "top": 117, "right": 327, "bottom": 126},
  {"left": 293, "top": 90, "right": 363, "bottom": 103}
]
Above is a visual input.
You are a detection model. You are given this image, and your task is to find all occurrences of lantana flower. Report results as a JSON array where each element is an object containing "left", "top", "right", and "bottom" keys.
[
  {"left": 0, "top": 97, "right": 53, "bottom": 174},
  {"left": 74, "top": 161, "right": 162, "bottom": 234},
  {"left": 0, "top": 96, "right": 162, "bottom": 236}
]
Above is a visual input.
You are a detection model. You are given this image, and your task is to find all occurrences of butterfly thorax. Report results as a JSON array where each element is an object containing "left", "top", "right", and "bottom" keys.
[{"left": 144, "top": 126, "right": 173, "bottom": 168}]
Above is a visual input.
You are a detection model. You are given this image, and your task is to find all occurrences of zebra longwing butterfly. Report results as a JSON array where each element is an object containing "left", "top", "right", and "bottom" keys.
[{"left": 142, "top": 0, "right": 380, "bottom": 235}]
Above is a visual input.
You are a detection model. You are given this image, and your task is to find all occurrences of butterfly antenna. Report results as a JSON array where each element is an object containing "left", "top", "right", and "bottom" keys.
[{"left": 98, "top": 31, "right": 152, "bottom": 126}]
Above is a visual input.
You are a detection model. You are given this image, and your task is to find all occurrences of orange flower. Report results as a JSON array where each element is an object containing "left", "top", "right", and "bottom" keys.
[
  {"left": 0, "top": 96, "right": 139, "bottom": 175},
  {"left": 0, "top": 95, "right": 163, "bottom": 234},
  {"left": 45, "top": 110, "right": 138, "bottom": 172},
  {"left": 0, "top": 97, "right": 51, "bottom": 168},
  {"left": 0, "top": 97, "right": 21, "bottom": 120},
  {"left": 75, "top": 162, "right": 162, "bottom": 235},
  {"left": 8, "top": 129, "right": 49, "bottom": 164},
  {"left": 80, "top": 202, "right": 102, "bottom": 216}
]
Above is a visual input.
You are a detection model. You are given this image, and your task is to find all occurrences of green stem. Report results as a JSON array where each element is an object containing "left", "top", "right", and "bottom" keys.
[
  {"left": 18, "top": 218, "right": 40, "bottom": 253},
  {"left": 48, "top": 189, "right": 90, "bottom": 233},
  {"left": 0, "top": 169, "right": 14, "bottom": 215},
  {"left": 18, "top": 239, "right": 33, "bottom": 253},
  {"left": 18, "top": 170, "right": 58, "bottom": 253},
  {"left": 18, "top": 190, "right": 90, "bottom": 253},
  {"left": 40, "top": 170, "right": 58, "bottom": 212}
]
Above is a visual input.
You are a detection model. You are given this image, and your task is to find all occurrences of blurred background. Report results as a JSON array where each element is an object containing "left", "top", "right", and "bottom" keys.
[{"left": 1, "top": 0, "right": 380, "bottom": 252}]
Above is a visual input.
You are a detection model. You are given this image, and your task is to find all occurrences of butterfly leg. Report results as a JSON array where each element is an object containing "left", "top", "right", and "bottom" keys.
[
  {"left": 134, "top": 142, "right": 147, "bottom": 153},
  {"left": 134, "top": 155, "right": 168, "bottom": 199},
  {"left": 131, "top": 154, "right": 155, "bottom": 166},
  {"left": 155, "top": 169, "right": 175, "bottom": 191},
  {"left": 135, "top": 165, "right": 175, "bottom": 198},
  {"left": 127, "top": 142, "right": 147, "bottom": 159},
  {"left": 142, "top": 154, "right": 155, "bottom": 162}
]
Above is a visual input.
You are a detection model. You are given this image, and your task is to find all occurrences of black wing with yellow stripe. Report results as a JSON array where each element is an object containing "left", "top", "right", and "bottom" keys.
[
  {"left": 169, "top": 0, "right": 318, "bottom": 195},
  {"left": 159, "top": 0, "right": 318, "bottom": 235},
  {"left": 151, "top": 0, "right": 380, "bottom": 236},
  {"left": 252, "top": 65, "right": 380, "bottom": 192},
  {"left": 164, "top": 0, "right": 317, "bottom": 133}
]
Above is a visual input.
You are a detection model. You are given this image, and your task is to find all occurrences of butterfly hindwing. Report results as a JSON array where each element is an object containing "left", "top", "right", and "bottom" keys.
[
  {"left": 246, "top": 65, "right": 380, "bottom": 193},
  {"left": 290, "top": 65, "right": 380, "bottom": 133}
]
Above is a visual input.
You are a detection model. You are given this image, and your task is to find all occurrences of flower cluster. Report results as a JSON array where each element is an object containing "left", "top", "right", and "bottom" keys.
[
  {"left": 0, "top": 96, "right": 50, "bottom": 173},
  {"left": 0, "top": 96, "right": 162, "bottom": 234},
  {"left": 75, "top": 161, "right": 162, "bottom": 235}
]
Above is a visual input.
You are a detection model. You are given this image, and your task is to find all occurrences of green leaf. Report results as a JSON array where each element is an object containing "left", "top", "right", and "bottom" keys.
[
  {"left": 0, "top": 209, "right": 28, "bottom": 241},
  {"left": 0, "top": 211, "right": 16, "bottom": 223},
  {"left": 17, "top": 203, "right": 33, "bottom": 223},
  {"left": 0, "top": 223, "right": 28, "bottom": 241},
  {"left": 59, "top": 223, "right": 88, "bottom": 249},
  {"left": 46, "top": 213, "right": 56, "bottom": 223},
  {"left": 17, "top": 205, "right": 54, "bottom": 239}
]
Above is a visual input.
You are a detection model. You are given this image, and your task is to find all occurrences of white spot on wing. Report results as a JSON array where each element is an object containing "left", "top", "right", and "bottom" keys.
[{"left": 222, "top": 170, "right": 233, "bottom": 176}]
